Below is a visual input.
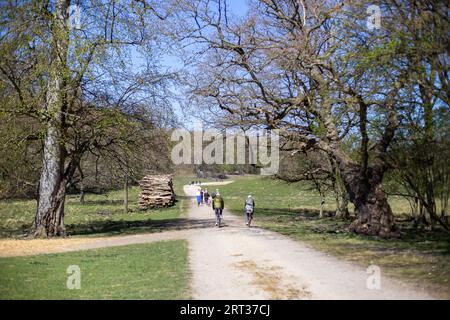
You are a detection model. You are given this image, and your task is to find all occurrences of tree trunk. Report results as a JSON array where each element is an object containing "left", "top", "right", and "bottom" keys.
[
  {"left": 80, "top": 181, "right": 85, "bottom": 205},
  {"left": 34, "top": 147, "right": 66, "bottom": 237},
  {"left": 34, "top": 74, "right": 66, "bottom": 238},
  {"left": 348, "top": 182, "right": 397, "bottom": 238},
  {"left": 78, "top": 164, "right": 85, "bottom": 204},
  {"left": 411, "top": 196, "right": 419, "bottom": 227},
  {"left": 330, "top": 158, "right": 349, "bottom": 219},
  {"left": 337, "top": 162, "right": 397, "bottom": 238},
  {"left": 321, "top": 81, "right": 402, "bottom": 237},
  {"left": 441, "top": 194, "right": 448, "bottom": 220},
  {"left": 418, "top": 201, "right": 429, "bottom": 227},
  {"left": 124, "top": 173, "right": 129, "bottom": 214},
  {"left": 335, "top": 192, "right": 349, "bottom": 219},
  {"left": 423, "top": 206, "right": 432, "bottom": 230},
  {"left": 33, "top": 0, "right": 70, "bottom": 238},
  {"left": 319, "top": 193, "right": 325, "bottom": 218}
]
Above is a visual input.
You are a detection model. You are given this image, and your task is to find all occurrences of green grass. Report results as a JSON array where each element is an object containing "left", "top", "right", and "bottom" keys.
[
  {"left": 216, "top": 175, "right": 338, "bottom": 212},
  {"left": 0, "top": 186, "right": 187, "bottom": 238},
  {"left": 215, "top": 175, "right": 450, "bottom": 298},
  {"left": 0, "top": 240, "right": 190, "bottom": 299},
  {"left": 0, "top": 174, "right": 221, "bottom": 238},
  {"left": 2, "top": 173, "right": 448, "bottom": 297},
  {"left": 211, "top": 175, "right": 416, "bottom": 214}
]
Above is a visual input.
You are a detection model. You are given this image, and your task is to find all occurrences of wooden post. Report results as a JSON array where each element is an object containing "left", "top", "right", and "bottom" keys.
[{"left": 124, "top": 169, "right": 129, "bottom": 214}]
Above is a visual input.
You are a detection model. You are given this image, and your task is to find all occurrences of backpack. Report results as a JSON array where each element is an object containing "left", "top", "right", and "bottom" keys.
[
  {"left": 213, "top": 196, "right": 223, "bottom": 209},
  {"left": 245, "top": 198, "right": 254, "bottom": 213}
]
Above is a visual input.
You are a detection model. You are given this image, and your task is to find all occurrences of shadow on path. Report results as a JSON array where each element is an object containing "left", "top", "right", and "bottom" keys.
[{"left": 66, "top": 217, "right": 214, "bottom": 237}]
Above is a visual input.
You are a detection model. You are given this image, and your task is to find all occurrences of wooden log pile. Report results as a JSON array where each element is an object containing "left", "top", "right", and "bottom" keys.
[{"left": 138, "top": 174, "right": 175, "bottom": 209}]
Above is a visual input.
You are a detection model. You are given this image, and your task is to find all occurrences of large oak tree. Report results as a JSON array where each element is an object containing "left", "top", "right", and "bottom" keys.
[{"left": 177, "top": 0, "right": 448, "bottom": 237}]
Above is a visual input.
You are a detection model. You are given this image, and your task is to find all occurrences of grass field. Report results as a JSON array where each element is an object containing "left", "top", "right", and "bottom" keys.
[
  {"left": 0, "top": 175, "right": 203, "bottom": 238},
  {"left": 0, "top": 240, "right": 190, "bottom": 299},
  {"left": 0, "top": 186, "right": 187, "bottom": 238},
  {"left": 213, "top": 175, "right": 450, "bottom": 297},
  {"left": 208, "top": 175, "right": 417, "bottom": 214},
  {"left": 1, "top": 174, "right": 448, "bottom": 297}
]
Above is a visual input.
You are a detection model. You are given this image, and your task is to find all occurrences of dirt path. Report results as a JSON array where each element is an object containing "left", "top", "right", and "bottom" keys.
[
  {"left": 0, "top": 230, "right": 199, "bottom": 258},
  {"left": 184, "top": 185, "right": 436, "bottom": 300},
  {"left": 196, "top": 181, "right": 235, "bottom": 186},
  {"left": 0, "top": 183, "right": 438, "bottom": 299}
]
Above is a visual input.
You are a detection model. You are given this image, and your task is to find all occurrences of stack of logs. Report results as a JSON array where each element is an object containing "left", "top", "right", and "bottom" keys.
[{"left": 138, "top": 174, "right": 175, "bottom": 209}]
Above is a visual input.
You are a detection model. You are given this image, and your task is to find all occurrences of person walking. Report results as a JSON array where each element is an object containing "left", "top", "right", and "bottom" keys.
[
  {"left": 244, "top": 194, "right": 255, "bottom": 226},
  {"left": 195, "top": 188, "right": 202, "bottom": 207},
  {"left": 207, "top": 194, "right": 212, "bottom": 207},
  {"left": 203, "top": 189, "right": 209, "bottom": 204},
  {"left": 204, "top": 189, "right": 210, "bottom": 206},
  {"left": 212, "top": 192, "right": 224, "bottom": 227}
]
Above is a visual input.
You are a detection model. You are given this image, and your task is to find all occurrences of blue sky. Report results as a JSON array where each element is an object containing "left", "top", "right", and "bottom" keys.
[
  {"left": 160, "top": 0, "right": 250, "bottom": 129},
  {"left": 124, "top": 1, "right": 250, "bottom": 129},
  {"left": 160, "top": 0, "right": 250, "bottom": 71}
]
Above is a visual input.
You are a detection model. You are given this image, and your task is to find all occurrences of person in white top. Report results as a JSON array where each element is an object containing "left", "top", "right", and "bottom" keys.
[{"left": 195, "top": 189, "right": 202, "bottom": 207}]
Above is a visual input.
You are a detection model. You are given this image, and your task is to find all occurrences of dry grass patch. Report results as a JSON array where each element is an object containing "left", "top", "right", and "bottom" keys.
[{"left": 234, "top": 260, "right": 311, "bottom": 300}]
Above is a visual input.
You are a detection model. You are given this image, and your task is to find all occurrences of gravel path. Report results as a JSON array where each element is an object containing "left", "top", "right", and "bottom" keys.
[
  {"left": 0, "top": 183, "right": 438, "bottom": 299},
  {"left": 184, "top": 185, "right": 436, "bottom": 300}
]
